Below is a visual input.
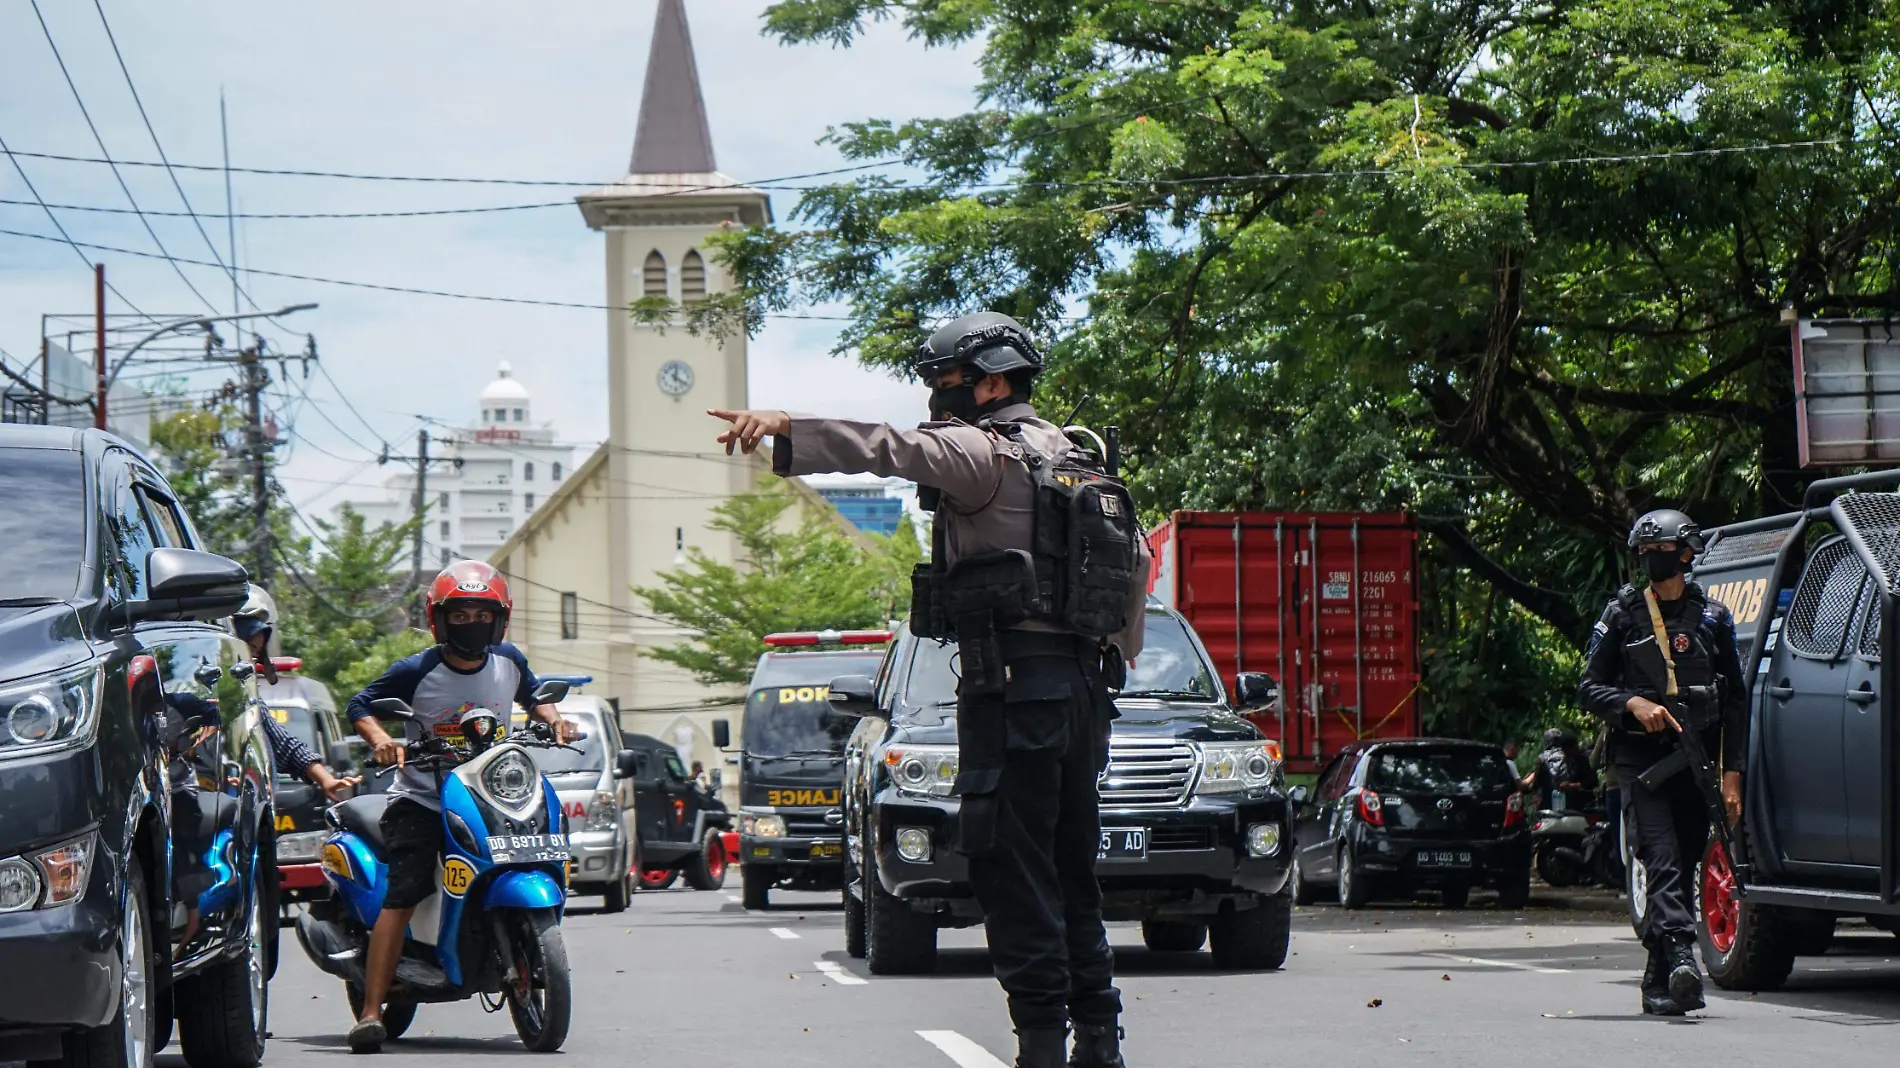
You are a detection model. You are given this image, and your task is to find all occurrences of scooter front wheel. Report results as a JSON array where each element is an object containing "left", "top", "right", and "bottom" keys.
[{"left": 503, "top": 910, "right": 571, "bottom": 1053}]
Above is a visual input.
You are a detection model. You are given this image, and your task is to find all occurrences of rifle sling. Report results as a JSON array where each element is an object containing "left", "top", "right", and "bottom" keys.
[{"left": 1641, "top": 587, "right": 1679, "bottom": 698}]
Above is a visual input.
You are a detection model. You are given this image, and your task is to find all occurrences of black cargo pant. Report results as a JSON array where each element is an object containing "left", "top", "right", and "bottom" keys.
[
  {"left": 952, "top": 634, "right": 1121, "bottom": 1032},
  {"left": 1620, "top": 763, "right": 1709, "bottom": 946}
]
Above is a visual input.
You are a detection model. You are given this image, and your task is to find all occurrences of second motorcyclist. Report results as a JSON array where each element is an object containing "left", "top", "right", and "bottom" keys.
[{"left": 340, "top": 561, "right": 574, "bottom": 1052}]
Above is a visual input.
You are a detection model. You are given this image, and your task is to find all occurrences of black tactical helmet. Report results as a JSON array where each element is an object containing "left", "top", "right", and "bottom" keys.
[
  {"left": 913, "top": 311, "right": 1044, "bottom": 383},
  {"left": 1627, "top": 508, "right": 1704, "bottom": 552}
]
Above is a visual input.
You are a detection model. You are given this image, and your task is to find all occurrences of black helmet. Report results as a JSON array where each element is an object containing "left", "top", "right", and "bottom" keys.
[
  {"left": 912, "top": 311, "right": 1043, "bottom": 383},
  {"left": 1627, "top": 508, "right": 1704, "bottom": 552}
]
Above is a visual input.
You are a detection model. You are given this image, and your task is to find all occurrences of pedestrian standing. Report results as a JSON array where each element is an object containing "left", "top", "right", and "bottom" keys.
[
  {"left": 709, "top": 311, "right": 1151, "bottom": 1068},
  {"left": 1578, "top": 509, "right": 1747, "bottom": 1015}
]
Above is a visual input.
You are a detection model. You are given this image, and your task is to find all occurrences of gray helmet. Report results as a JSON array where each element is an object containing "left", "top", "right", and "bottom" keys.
[
  {"left": 233, "top": 585, "right": 280, "bottom": 658},
  {"left": 912, "top": 311, "right": 1044, "bottom": 383},
  {"left": 1628, "top": 508, "right": 1704, "bottom": 552}
]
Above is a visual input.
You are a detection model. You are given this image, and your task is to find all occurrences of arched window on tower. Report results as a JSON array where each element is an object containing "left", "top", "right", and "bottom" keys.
[
  {"left": 552, "top": 461, "right": 564, "bottom": 482},
  {"left": 524, "top": 462, "right": 535, "bottom": 482},
  {"left": 642, "top": 250, "right": 667, "bottom": 299},
  {"left": 681, "top": 249, "right": 707, "bottom": 302}
]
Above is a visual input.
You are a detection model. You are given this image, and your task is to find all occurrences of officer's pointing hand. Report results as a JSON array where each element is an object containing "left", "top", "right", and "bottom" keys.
[
  {"left": 709, "top": 409, "right": 790, "bottom": 455},
  {"left": 1625, "top": 695, "right": 1681, "bottom": 734}
]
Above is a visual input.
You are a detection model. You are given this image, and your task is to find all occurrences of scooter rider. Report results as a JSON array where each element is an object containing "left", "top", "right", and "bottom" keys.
[
  {"left": 342, "top": 561, "right": 574, "bottom": 1053},
  {"left": 233, "top": 585, "right": 359, "bottom": 801}
]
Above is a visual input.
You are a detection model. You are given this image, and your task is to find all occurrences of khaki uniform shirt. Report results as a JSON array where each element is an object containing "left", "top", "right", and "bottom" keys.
[{"left": 772, "top": 402, "right": 1151, "bottom": 659}]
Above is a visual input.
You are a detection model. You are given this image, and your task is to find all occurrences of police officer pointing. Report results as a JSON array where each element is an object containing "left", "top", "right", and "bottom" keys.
[
  {"left": 712, "top": 311, "right": 1149, "bottom": 1068},
  {"left": 1579, "top": 509, "right": 1747, "bottom": 1015}
]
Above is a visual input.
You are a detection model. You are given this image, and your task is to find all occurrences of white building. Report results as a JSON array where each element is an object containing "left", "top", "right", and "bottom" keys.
[{"left": 336, "top": 362, "right": 575, "bottom": 565}]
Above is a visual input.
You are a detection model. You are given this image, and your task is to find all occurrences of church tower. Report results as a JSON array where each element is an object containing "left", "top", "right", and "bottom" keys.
[{"left": 577, "top": 0, "right": 771, "bottom": 709}]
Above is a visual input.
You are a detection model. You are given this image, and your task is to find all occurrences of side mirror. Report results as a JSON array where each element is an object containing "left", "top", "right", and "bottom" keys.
[
  {"left": 370, "top": 697, "right": 415, "bottom": 720},
  {"left": 327, "top": 740, "right": 354, "bottom": 768},
  {"left": 530, "top": 679, "right": 570, "bottom": 706},
  {"left": 711, "top": 718, "right": 731, "bottom": 750},
  {"left": 124, "top": 548, "right": 250, "bottom": 625},
  {"left": 615, "top": 749, "right": 640, "bottom": 779},
  {"left": 1288, "top": 784, "right": 1310, "bottom": 808},
  {"left": 1234, "top": 672, "right": 1279, "bottom": 711},
  {"left": 828, "top": 674, "right": 877, "bottom": 718}
]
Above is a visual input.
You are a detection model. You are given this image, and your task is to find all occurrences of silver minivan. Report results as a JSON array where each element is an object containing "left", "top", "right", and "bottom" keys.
[{"left": 517, "top": 695, "right": 638, "bottom": 911}]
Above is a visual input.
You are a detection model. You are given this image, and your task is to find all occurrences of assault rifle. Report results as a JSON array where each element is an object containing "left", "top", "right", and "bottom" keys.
[{"left": 1627, "top": 675, "right": 1751, "bottom": 887}]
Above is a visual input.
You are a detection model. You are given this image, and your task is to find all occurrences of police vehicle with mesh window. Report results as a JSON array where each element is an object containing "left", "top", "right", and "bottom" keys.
[
  {"left": 1668, "top": 472, "right": 1900, "bottom": 990},
  {"left": 828, "top": 601, "right": 1293, "bottom": 974},
  {"left": 724, "top": 631, "right": 891, "bottom": 910}
]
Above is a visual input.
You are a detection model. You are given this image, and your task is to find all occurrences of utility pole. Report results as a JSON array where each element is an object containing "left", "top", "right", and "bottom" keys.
[
  {"left": 241, "top": 342, "right": 271, "bottom": 585},
  {"left": 94, "top": 264, "right": 106, "bottom": 430},
  {"left": 380, "top": 429, "right": 461, "bottom": 626}
]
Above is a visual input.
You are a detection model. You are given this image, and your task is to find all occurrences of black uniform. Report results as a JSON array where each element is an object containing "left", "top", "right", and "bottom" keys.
[{"left": 1578, "top": 582, "right": 1747, "bottom": 945}]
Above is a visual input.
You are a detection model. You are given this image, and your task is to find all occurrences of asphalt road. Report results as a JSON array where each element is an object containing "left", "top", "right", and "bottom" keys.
[{"left": 197, "top": 885, "right": 1900, "bottom": 1068}]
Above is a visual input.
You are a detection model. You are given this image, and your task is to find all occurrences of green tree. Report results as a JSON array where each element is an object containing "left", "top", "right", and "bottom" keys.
[
  {"left": 276, "top": 505, "right": 431, "bottom": 701},
  {"left": 696, "top": 0, "right": 1900, "bottom": 736},
  {"left": 636, "top": 484, "right": 914, "bottom": 685}
]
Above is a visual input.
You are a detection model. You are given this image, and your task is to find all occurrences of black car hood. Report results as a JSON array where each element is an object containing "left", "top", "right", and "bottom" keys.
[
  {"left": 0, "top": 603, "right": 92, "bottom": 684},
  {"left": 891, "top": 698, "right": 1258, "bottom": 745},
  {"left": 743, "top": 753, "right": 846, "bottom": 808}
]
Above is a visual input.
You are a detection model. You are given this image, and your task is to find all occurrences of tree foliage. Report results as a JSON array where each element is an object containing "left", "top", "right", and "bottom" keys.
[
  {"left": 713, "top": 0, "right": 1900, "bottom": 738},
  {"left": 636, "top": 485, "right": 918, "bottom": 685}
]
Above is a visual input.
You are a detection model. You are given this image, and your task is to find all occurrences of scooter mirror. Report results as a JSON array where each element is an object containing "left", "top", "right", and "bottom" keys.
[
  {"left": 530, "top": 679, "right": 570, "bottom": 706},
  {"left": 370, "top": 697, "right": 415, "bottom": 720}
]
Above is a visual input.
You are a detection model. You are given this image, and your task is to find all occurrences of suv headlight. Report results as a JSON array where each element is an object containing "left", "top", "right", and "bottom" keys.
[
  {"left": 1194, "top": 741, "right": 1280, "bottom": 794},
  {"left": 585, "top": 791, "right": 619, "bottom": 832},
  {"left": 276, "top": 830, "right": 328, "bottom": 863},
  {"left": 885, "top": 744, "right": 958, "bottom": 798},
  {"left": 482, "top": 750, "right": 538, "bottom": 805},
  {"left": 742, "top": 813, "right": 786, "bottom": 838},
  {"left": 0, "top": 664, "right": 101, "bottom": 758}
]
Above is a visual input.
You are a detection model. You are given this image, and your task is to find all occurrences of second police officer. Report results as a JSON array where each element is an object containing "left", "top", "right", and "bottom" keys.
[
  {"left": 710, "top": 311, "right": 1150, "bottom": 1068},
  {"left": 1579, "top": 509, "right": 1747, "bottom": 1016}
]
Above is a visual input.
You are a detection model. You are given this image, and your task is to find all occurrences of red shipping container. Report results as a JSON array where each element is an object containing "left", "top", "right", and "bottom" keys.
[{"left": 1147, "top": 512, "right": 1422, "bottom": 774}]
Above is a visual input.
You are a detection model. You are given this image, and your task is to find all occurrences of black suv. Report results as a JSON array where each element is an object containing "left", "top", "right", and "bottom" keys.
[
  {"left": 830, "top": 606, "right": 1294, "bottom": 974},
  {"left": 617, "top": 733, "right": 731, "bottom": 892},
  {"left": 0, "top": 426, "right": 275, "bottom": 1068}
]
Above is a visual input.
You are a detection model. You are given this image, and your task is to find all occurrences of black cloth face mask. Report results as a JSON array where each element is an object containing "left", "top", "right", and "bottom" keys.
[
  {"left": 1641, "top": 550, "right": 1685, "bottom": 583},
  {"left": 444, "top": 619, "right": 492, "bottom": 659},
  {"left": 929, "top": 383, "right": 981, "bottom": 423}
]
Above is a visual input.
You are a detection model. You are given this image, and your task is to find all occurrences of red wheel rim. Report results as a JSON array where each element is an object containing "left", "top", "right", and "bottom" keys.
[
  {"left": 1701, "top": 839, "right": 1739, "bottom": 954},
  {"left": 706, "top": 837, "right": 727, "bottom": 880},
  {"left": 640, "top": 867, "right": 673, "bottom": 888}
]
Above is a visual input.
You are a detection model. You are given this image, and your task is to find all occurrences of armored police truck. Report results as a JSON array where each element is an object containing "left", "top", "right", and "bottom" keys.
[
  {"left": 1677, "top": 472, "right": 1900, "bottom": 989},
  {"left": 725, "top": 630, "right": 891, "bottom": 910}
]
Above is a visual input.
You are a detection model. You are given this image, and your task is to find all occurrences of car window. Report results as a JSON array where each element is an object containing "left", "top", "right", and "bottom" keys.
[
  {"left": 1786, "top": 537, "right": 1866, "bottom": 659},
  {"left": 902, "top": 614, "right": 1220, "bottom": 707},
  {"left": 1315, "top": 754, "right": 1350, "bottom": 801},
  {"left": 664, "top": 753, "right": 689, "bottom": 781},
  {"left": 525, "top": 716, "right": 606, "bottom": 775},
  {"left": 873, "top": 642, "right": 898, "bottom": 706},
  {"left": 103, "top": 461, "right": 158, "bottom": 601},
  {"left": 139, "top": 485, "right": 192, "bottom": 548},
  {"left": 1368, "top": 747, "right": 1514, "bottom": 794},
  {"left": 0, "top": 447, "right": 86, "bottom": 603}
]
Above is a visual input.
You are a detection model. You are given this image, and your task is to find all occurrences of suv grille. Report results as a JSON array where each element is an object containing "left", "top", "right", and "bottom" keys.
[
  {"left": 1099, "top": 739, "right": 1196, "bottom": 808},
  {"left": 782, "top": 812, "right": 837, "bottom": 837}
]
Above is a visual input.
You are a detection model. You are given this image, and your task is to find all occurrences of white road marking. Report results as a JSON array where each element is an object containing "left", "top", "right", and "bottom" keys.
[
  {"left": 723, "top": 894, "right": 741, "bottom": 904},
  {"left": 815, "top": 960, "right": 867, "bottom": 985},
  {"left": 918, "top": 1031, "right": 1010, "bottom": 1068},
  {"left": 770, "top": 927, "right": 800, "bottom": 940},
  {"left": 1429, "top": 952, "right": 1569, "bottom": 974}
]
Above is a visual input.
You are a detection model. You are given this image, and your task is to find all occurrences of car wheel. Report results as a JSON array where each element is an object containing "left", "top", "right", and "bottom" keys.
[
  {"left": 1440, "top": 885, "right": 1471, "bottom": 910},
  {"left": 53, "top": 863, "right": 155, "bottom": 1068},
  {"left": 1697, "top": 837, "right": 1795, "bottom": 991},
  {"left": 684, "top": 832, "right": 728, "bottom": 891},
  {"left": 1289, "top": 853, "right": 1318, "bottom": 906},
  {"left": 741, "top": 863, "right": 774, "bottom": 910},
  {"left": 176, "top": 875, "right": 269, "bottom": 1068},
  {"left": 1495, "top": 864, "right": 1532, "bottom": 910},
  {"left": 843, "top": 852, "right": 867, "bottom": 960},
  {"left": 1210, "top": 891, "right": 1292, "bottom": 970},
  {"left": 639, "top": 867, "right": 679, "bottom": 891},
  {"left": 1787, "top": 911, "right": 1837, "bottom": 957},
  {"left": 601, "top": 864, "right": 632, "bottom": 913},
  {"left": 1535, "top": 844, "right": 1583, "bottom": 888},
  {"left": 1140, "top": 919, "right": 1208, "bottom": 953},
  {"left": 864, "top": 843, "right": 937, "bottom": 975},
  {"left": 1337, "top": 848, "right": 1369, "bottom": 910}
]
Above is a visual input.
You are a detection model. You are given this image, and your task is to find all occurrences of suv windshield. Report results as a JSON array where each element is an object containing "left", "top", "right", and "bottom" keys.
[
  {"left": 267, "top": 705, "right": 320, "bottom": 750},
  {"left": 904, "top": 613, "right": 1220, "bottom": 706},
  {"left": 525, "top": 715, "right": 605, "bottom": 775},
  {"left": 0, "top": 449, "right": 85, "bottom": 604},
  {"left": 1368, "top": 747, "right": 1513, "bottom": 794}
]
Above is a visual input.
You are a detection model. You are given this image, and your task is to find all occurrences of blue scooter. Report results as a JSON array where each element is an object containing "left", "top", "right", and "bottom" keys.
[{"left": 294, "top": 679, "right": 577, "bottom": 1051}]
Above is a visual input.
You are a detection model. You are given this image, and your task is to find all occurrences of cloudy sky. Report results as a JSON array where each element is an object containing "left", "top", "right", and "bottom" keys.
[{"left": 0, "top": 0, "right": 974, "bottom": 515}]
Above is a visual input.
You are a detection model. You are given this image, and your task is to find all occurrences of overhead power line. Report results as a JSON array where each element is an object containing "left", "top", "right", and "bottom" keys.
[{"left": 0, "top": 128, "right": 155, "bottom": 323}]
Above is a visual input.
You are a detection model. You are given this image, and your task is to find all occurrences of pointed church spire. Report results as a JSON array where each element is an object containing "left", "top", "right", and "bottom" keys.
[{"left": 630, "top": 0, "right": 716, "bottom": 174}]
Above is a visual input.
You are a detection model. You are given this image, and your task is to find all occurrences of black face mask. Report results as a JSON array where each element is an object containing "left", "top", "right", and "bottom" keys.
[
  {"left": 1641, "top": 550, "right": 1685, "bottom": 582},
  {"left": 444, "top": 619, "right": 492, "bottom": 659},
  {"left": 929, "top": 383, "right": 981, "bottom": 423}
]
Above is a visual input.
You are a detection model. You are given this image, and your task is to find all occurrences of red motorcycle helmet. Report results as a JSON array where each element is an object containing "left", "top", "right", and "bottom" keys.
[{"left": 427, "top": 560, "right": 513, "bottom": 649}]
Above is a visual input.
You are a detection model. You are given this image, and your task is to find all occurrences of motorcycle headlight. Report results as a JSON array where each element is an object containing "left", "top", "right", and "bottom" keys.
[
  {"left": 276, "top": 830, "right": 328, "bottom": 864},
  {"left": 1194, "top": 741, "right": 1280, "bottom": 795},
  {"left": 482, "top": 750, "right": 538, "bottom": 805},
  {"left": 742, "top": 813, "right": 786, "bottom": 838},
  {"left": 0, "top": 664, "right": 101, "bottom": 757},
  {"left": 885, "top": 744, "right": 958, "bottom": 798}
]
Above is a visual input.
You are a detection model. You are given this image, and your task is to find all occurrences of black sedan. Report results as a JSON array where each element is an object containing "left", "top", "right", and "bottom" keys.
[{"left": 1288, "top": 739, "right": 1530, "bottom": 909}]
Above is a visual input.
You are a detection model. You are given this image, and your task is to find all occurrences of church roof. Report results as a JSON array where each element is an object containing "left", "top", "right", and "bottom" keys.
[{"left": 630, "top": 0, "right": 715, "bottom": 175}]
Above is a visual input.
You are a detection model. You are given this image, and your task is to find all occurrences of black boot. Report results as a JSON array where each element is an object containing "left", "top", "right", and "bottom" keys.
[
  {"left": 1014, "top": 1028, "right": 1067, "bottom": 1068},
  {"left": 1640, "top": 942, "right": 1679, "bottom": 1016},
  {"left": 1070, "top": 1021, "right": 1126, "bottom": 1068},
  {"left": 1667, "top": 934, "right": 1705, "bottom": 1012}
]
